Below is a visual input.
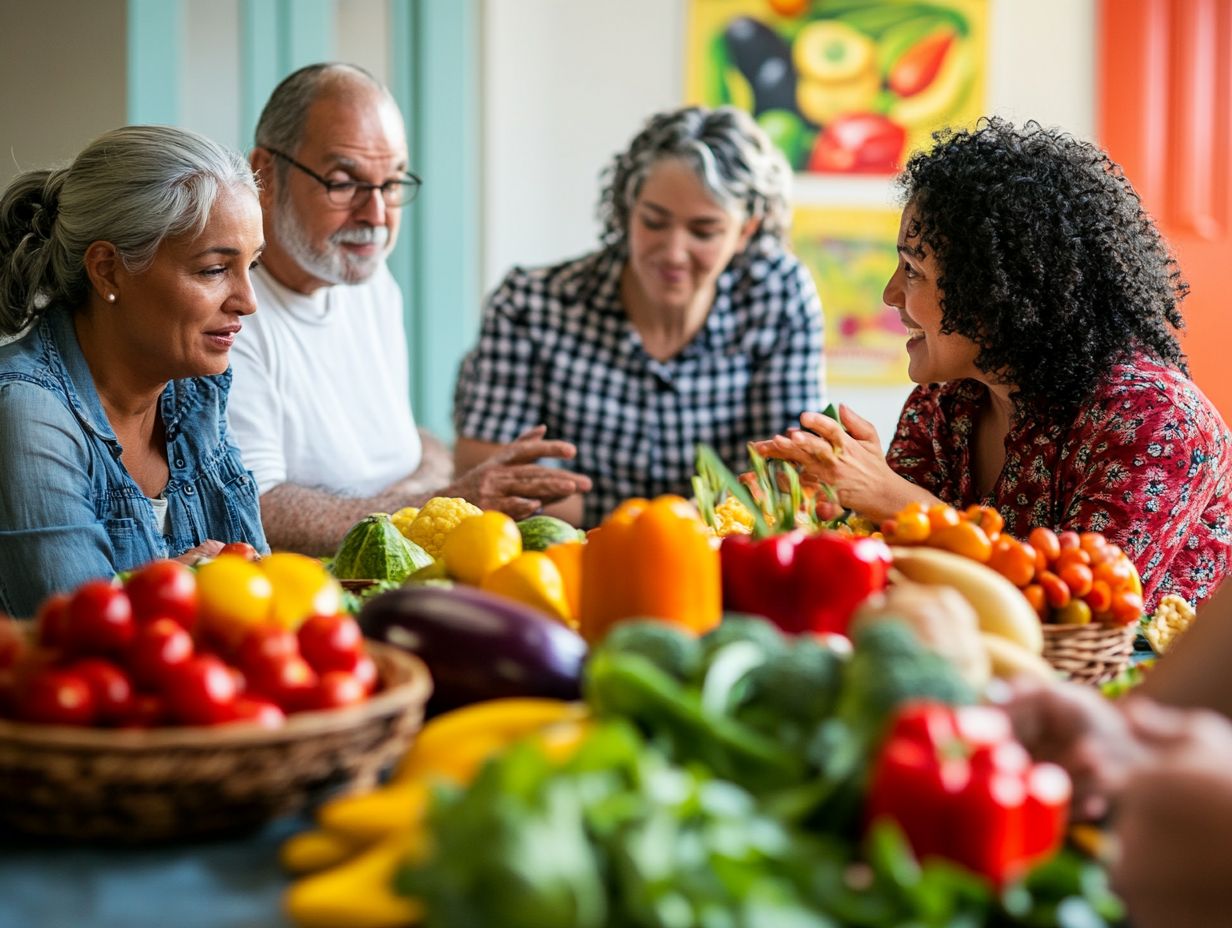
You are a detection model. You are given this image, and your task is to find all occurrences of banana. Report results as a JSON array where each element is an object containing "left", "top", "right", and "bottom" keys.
[
  {"left": 981, "top": 632, "right": 1056, "bottom": 683},
  {"left": 890, "top": 545, "right": 1044, "bottom": 654}
]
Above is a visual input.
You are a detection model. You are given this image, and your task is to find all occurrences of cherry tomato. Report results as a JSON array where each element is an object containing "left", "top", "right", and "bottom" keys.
[
  {"left": 1022, "top": 584, "right": 1048, "bottom": 620},
  {"left": 887, "top": 508, "right": 930, "bottom": 543},
  {"left": 71, "top": 657, "right": 134, "bottom": 725},
  {"left": 1058, "top": 563, "right": 1094, "bottom": 598},
  {"left": 195, "top": 555, "right": 274, "bottom": 649},
  {"left": 237, "top": 625, "right": 300, "bottom": 677},
  {"left": 964, "top": 504, "right": 1005, "bottom": 538},
  {"left": 351, "top": 653, "right": 379, "bottom": 695},
  {"left": 297, "top": 614, "right": 364, "bottom": 674},
  {"left": 306, "top": 671, "right": 367, "bottom": 711},
  {"left": 1053, "top": 548, "right": 1092, "bottom": 572},
  {"left": 219, "top": 542, "right": 260, "bottom": 562},
  {"left": 244, "top": 652, "right": 318, "bottom": 713},
  {"left": 1094, "top": 556, "right": 1134, "bottom": 591},
  {"left": 1057, "top": 530, "right": 1082, "bottom": 553},
  {"left": 19, "top": 668, "right": 96, "bottom": 725},
  {"left": 128, "top": 618, "right": 195, "bottom": 691},
  {"left": 988, "top": 536, "right": 1037, "bottom": 588},
  {"left": 164, "top": 655, "right": 238, "bottom": 725},
  {"left": 928, "top": 521, "right": 993, "bottom": 563},
  {"left": 1055, "top": 599, "right": 1093, "bottom": 626},
  {"left": 226, "top": 695, "right": 286, "bottom": 728},
  {"left": 35, "top": 593, "right": 71, "bottom": 649},
  {"left": 1079, "top": 532, "right": 1109, "bottom": 557},
  {"left": 1083, "top": 579, "right": 1114, "bottom": 615},
  {"left": 125, "top": 559, "right": 198, "bottom": 629},
  {"left": 927, "top": 503, "right": 961, "bottom": 532},
  {"left": 1028, "top": 527, "right": 1061, "bottom": 564},
  {"left": 1110, "top": 590, "right": 1145, "bottom": 627},
  {"left": 1037, "top": 571, "right": 1072, "bottom": 610},
  {"left": 66, "top": 580, "right": 135, "bottom": 656}
]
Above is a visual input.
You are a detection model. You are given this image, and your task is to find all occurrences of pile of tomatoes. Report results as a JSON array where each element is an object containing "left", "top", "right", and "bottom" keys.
[
  {"left": 882, "top": 502, "right": 1145, "bottom": 626},
  {"left": 0, "top": 553, "right": 377, "bottom": 729}
]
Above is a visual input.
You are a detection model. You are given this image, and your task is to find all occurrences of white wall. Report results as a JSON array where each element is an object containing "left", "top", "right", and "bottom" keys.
[{"left": 480, "top": 0, "right": 1096, "bottom": 442}]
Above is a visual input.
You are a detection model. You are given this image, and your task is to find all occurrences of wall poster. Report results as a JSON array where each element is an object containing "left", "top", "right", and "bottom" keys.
[{"left": 686, "top": 0, "right": 989, "bottom": 175}]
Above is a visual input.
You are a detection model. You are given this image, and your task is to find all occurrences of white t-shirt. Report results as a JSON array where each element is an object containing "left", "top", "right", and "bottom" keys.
[{"left": 227, "top": 264, "right": 422, "bottom": 498}]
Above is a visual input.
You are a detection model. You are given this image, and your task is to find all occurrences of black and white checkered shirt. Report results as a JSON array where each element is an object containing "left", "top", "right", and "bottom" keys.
[{"left": 453, "top": 246, "right": 825, "bottom": 527}]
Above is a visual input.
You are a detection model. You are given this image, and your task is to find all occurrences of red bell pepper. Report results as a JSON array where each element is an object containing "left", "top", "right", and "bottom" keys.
[
  {"left": 866, "top": 701, "right": 1072, "bottom": 886},
  {"left": 807, "top": 113, "right": 907, "bottom": 174},
  {"left": 720, "top": 530, "right": 890, "bottom": 637}
]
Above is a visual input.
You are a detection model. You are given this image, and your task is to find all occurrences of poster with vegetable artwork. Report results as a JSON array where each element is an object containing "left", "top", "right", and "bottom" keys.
[
  {"left": 792, "top": 206, "right": 908, "bottom": 386},
  {"left": 686, "top": 0, "right": 988, "bottom": 174}
]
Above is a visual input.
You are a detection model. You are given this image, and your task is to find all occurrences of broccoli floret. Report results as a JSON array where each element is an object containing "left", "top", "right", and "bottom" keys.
[
  {"left": 737, "top": 637, "right": 846, "bottom": 731},
  {"left": 836, "top": 621, "right": 974, "bottom": 738},
  {"left": 595, "top": 619, "right": 704, "bottom": 683},
  {"left": 701, "top": 614, "right": 788, "bottom": 661}
]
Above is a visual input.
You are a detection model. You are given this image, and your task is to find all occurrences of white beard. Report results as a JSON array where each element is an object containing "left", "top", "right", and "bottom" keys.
[{"left": 274, "top": 190, "right": 391, "bottom": 285}]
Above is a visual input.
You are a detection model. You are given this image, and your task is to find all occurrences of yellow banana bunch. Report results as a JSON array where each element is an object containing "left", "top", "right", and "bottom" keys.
[
  {"left": 281, "top": 697, "right": 590, "bottom": 928},
  {"left": 890, "top": 545, "right": 1052, "bottom": 683}
]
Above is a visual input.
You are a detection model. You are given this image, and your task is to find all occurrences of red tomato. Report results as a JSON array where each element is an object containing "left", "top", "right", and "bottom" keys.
[
  {"left": 226, "top": 695, "right": 286, "bottom": 728},
  {"left": 19, "top": 668, "right": 96, "bottom": 726},
  {"left": 1083, "top": 579, "right": 1114, "bottom": 615},
  {"left": 1022, "top": 583, "right": 1048, "bottom": 620},
  {"left": 125, "top": 559, "right": 198, "bottom": 629},
  {"left": 1056, "top": 531, "right": 1082, "bottom": 553},
  {"left": 297, "top": 614, "right": 364, "bottom": 674},
  {"left": 1037, "top": 571, "right": 1072, "bottom": 610},
  {"left": 127, "top": 618, "right": 195, "bottom": 691},
  {"left": 987, "top": 536, "right": 1037, "bottom": 588},
  {"left": 219, "top": 542, "right": 260, "bottom": 562},
  {"left": 35, "top": 593, "right": 72, "bottom": 649},
  {"left": 244, "top": 652, "right": 318, "bottom": 713},
  {"left": 237, "top": 625, "right": 299, "bottom": 676},
  {"left": 306, "top": 671, "right": 367, "bottom": 711},
  {"left": 1110, "top": 590, "right": 1145, "bottom": 627},
  {"left": 164, "top": 655, "right": 238, "bottom": 725},
  {"left": 1058, "top": 563, "right": 1095, "bottom": 598},
  {"left": 66, "top": 580, "right": 135, "bottom": 656},
  {"left": 71, "top": 657, "right": 135, "bottom": 725},
  {"left": 351, "top": 653, "right": 379, "bottom": 695},
  {"left": 1028, "top": 527, "right": 1061, "bottom": 564}
]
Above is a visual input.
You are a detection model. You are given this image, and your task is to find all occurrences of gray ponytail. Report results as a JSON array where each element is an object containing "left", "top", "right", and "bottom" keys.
[{"left": 0, "top": 125, "right": 256, "bottom": 336}]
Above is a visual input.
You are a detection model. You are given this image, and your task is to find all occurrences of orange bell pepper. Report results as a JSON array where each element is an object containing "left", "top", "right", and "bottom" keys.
[{"left": 579, "top": 495, "right": 720, "bottom": 644}]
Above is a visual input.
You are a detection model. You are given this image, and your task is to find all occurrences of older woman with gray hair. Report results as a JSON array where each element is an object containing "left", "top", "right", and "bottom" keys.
[
  {"left": 0, "top": 125, "right": 268, "bottom": 617},
  {"left": 453, "top": 105, "right": 826, "bottom": 527}
]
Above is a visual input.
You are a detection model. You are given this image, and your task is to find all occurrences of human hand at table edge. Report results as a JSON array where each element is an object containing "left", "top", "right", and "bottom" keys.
[
  {"left": 447, "top": 426, "right": 592, "bottom": 521},
  {"left": 174, "top": 539, "right": 224, "bottom": 566},
  {"left": 748, "top": 405, "right": 938, "bottom": 523}
]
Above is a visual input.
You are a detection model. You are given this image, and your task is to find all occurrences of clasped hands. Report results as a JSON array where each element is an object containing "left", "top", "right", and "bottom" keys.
[{"left": 446, "top": 425, "right": 591, "bottom": 521}]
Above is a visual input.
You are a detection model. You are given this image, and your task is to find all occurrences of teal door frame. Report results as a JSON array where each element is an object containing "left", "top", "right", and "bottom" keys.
[{"left": 126, "top": 0, "right": 480, "bottom": 440}]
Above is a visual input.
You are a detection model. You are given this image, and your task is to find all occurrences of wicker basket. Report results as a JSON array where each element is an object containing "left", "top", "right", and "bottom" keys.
[
  {"left": 1040, "top": 623, "right": 1136, "bottom": 685},
  {"left": 0, "top": 642, "right": 431, "bottom": 843}
]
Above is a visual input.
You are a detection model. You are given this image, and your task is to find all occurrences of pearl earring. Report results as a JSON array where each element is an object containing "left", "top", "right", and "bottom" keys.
[{"left": 106, "top": 293, "right": 116, "bottom": 303}]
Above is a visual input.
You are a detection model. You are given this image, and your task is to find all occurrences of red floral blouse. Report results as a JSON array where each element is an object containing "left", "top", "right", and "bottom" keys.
[{"left": 887, "top": 356, "right": 1232, "bottom": 610}]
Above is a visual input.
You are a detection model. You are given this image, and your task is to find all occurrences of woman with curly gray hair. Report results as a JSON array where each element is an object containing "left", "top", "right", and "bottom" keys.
[
  {"left": 454, "top": 105, "right": 826, "bottom": 527},
  {"left": 756, "top": 117, "right": 1230, "bottom": 612},
  {"left": 0, "top": 125, "right": 268, "bottom": 616}
]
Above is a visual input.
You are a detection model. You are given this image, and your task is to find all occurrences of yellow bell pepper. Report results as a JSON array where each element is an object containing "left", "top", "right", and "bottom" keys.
[{"left": 579, "top": 495, "right": 721, "bottom": 644}]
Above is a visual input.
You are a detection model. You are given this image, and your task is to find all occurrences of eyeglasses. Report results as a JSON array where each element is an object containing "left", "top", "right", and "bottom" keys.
[{"left": 265, "top": 148, "right": 422, "bottom": 209}]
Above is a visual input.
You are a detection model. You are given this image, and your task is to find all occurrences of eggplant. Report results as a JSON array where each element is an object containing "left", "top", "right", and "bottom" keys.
[
  {"left": 358, "top": 585, "right": 588, "bottom": 715},
  {"left": 724, "top": 17, "right": 799, "bottom": 117}
]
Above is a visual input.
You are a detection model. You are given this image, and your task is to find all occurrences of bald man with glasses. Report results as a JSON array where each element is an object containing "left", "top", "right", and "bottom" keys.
[{"left": 228, "top": 63, "right": 589, "bottom": 555}]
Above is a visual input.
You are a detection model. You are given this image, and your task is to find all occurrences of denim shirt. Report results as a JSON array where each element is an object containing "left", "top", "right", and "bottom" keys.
[{"left": 0, "top": 306, "right": 268, "bottom": 617}]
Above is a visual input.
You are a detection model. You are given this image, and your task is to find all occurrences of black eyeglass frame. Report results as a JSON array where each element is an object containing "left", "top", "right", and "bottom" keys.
[{"left": 264, "top": 148, "right": 422, "bottom": 208}]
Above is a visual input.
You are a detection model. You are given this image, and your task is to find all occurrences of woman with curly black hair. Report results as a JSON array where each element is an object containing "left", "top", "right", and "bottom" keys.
[{"left": 756, "top": 117, "right": 1231, "bottom": 611}]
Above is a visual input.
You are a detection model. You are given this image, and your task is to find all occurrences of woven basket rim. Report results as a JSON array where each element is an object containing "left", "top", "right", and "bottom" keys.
[
  {"left": 1040, "top": 623, "right": 1136, "bottom": 638},
  {"left": 0, "top": 641, "right": 431, "bottom": 751}
]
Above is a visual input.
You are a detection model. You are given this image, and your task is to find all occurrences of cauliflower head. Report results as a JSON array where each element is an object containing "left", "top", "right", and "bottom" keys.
[{"left": 407, "top": 497, "right": 483, "bottom": 558}]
